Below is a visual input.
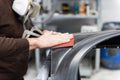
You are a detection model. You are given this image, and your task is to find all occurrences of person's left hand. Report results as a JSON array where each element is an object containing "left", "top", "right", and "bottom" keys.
[
  {"left": 35, "top": 32, "right": 73, "bottom": 48},
  {"left": 27, "top": 30, "right": 73, "bottom": 50}
]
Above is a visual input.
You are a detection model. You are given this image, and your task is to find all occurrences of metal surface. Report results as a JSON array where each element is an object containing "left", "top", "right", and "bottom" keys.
[
  {"left": 35, "top": 48, "right": 41, "bottom": 73},
  {"left": 51, "top": 30, "right": 120, "bottom": 80}
]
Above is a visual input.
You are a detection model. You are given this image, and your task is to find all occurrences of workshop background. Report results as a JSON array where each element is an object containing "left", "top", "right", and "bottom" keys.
[{"left": 24, "top": 0, "right": 120, "bottom": 80}]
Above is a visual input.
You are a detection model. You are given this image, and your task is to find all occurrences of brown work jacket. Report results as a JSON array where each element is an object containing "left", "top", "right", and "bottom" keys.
[{"left": 0, "top": 0, "right": 32, "bottom": 80}]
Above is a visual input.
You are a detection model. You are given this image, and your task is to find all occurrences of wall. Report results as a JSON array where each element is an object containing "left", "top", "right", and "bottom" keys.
[{"left": 101, "top": 0, "right": 120, "bottom": 24}]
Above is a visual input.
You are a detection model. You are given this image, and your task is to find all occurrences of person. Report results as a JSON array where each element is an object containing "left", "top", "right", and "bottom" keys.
[{"left": 0, "top": 0, "right": 73, "bottom": 80}]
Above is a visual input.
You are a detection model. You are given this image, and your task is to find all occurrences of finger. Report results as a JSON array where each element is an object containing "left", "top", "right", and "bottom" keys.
[{"left": 60, "top": 33, "right": 73, "bottom": 39}]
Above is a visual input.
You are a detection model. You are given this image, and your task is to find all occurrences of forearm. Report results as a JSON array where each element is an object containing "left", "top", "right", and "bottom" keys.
[{"left": 0, "top": 37, "right": 29, "bottom": 57}]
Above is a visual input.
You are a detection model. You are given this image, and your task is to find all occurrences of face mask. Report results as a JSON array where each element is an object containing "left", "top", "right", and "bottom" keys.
[{"left": 12, "top": 0, "right": 40, "bottom": 17}]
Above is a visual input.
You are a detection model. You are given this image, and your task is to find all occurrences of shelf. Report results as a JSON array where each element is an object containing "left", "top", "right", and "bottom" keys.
[{"left": 52, "top": 14, "right": 98, "bottom": 20}]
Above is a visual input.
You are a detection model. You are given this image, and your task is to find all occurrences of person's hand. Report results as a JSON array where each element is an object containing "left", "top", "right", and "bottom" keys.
[
  {"left": 36, "top": 32, "right": 73, "bottom": 48},
  {"left": 27, "top": 32, "right": 73, "bottom": 50}
]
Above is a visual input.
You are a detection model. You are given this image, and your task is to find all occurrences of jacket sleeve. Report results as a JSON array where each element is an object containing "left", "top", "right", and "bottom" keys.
[{"left": 0, "top": 37, "right": 29, "bottom": 58}]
